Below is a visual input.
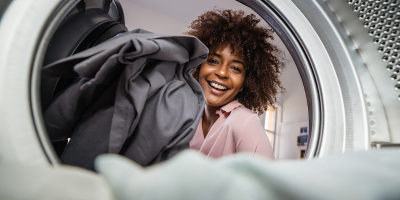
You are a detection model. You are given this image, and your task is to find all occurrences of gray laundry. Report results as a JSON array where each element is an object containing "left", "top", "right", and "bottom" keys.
[{"left": 42, "top": 29, "right": 208, "bottom": 170}]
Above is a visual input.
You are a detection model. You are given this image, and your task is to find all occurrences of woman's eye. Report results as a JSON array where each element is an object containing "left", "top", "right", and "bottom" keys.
[
  {"left": 232, "top": 66, "right": 242, "bottom": 73},
  {"left": 207, "top": 59, "right": 218, "bottom": 64}
]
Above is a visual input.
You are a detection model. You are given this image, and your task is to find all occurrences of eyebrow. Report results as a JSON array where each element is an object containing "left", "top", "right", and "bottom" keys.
[{"left": 210, "top": 53, "right": 245, "bottom": 66}]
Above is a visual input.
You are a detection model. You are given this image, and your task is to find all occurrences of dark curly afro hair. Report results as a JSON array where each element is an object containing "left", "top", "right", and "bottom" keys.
[{"left": 184, "top": 9, "right": 285, "bottom": 114}]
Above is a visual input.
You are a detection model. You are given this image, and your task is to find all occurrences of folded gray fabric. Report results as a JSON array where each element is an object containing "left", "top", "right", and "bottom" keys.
[
  {"left": 95, "top": 150, "right": 400, "bottom": 200},
  {"left": 42, "top": 29, "right": 208, "bottom": 170}
]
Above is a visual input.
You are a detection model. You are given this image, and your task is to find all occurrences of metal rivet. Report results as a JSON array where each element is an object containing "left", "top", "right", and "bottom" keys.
[
  {"left": 383, "top": 55, "right": 390, "bottom": 61},
  {"left": 389, "top": 37, "right": 397, "bottom": 42},
  {"left": 380, "top": 40, "right": 388, "bottom": 46},
  {"left": 388, "top": 14, "right": 396, "bottom": 20},
  {"left": 369, "top": 30, "right": 376, "bottom": 36},
  {"left": 387, "top": 65, "right": 395, "bottom": 70},
  {"left": 382, "top": 5, "right": 390, "bottom": 11},
  {"left": 389, "top": 7, "right": 398, "bottom": 13},
  {"left": 387, "top": 43, "right": 395, "bottom": 49},
  {"left": 371, "top": 130, "right": 376, "bottom": 136},
  {"left": 370, "top": 24, "right": 378, "bottom": 29},
  {"left": 369, "top": 111, "right": 374, "bottom": 116},
  {"left": 382, "top": 5, "right": 390, "bottom": 12},
  {"left": 367, "top": 2, "right": 375, "bottom": 8},
  {"left": 370, "top": 120, "right": 375, "bottom": 126},
  {"left": 354, "top": 6, "right": 361, "bottom": 12},
  {"left": 382, "top": 34, "right": 390, "bottom": 40},
  {"left": 391, "top": 0, "right": 399, "bottom": 5},
  {"left": 392, "top": 52, "right": 400, "bottom": 58},
  {"left": 364, "top": 21, "right": 372, "bottom": 28},
  {"left": 361, "top": 1, "right": 368, "bottom": 6},
  {"left": 393, "top": 68, "right": 400, "bottom": 74},
  {"left": 391, "top": 30, "right": 399, "bottom": 36},
  {"left": 360, "top": 7, "right": 367, "bottom": 13},
  {"left": 355, "top": 0, "right": 361, "bottom": 5},
  {"left": 375, "top": 38, "right": 382, "bottom": 44},
  {"left": 380, "top": 12, "right": 389, "bottom": 18},
  {"left": 386, "top": 21, "right": 394, "bottom": 27},
  {"left": 394, "top": 46, "right": 400, "bottom": 52},
  {"left": 373, "top": 10, "right": 381, "bottom": 16},
  {"left": 367, "top": 9, "right": 374, "bottom": 14},
  {"left": 359, "top": 14, "right": 366, "bottom": 20},
  {"left": 389, "top": 58, "right": 396, "bottom": 64},
  {"left": 396, "top": 61, "right": 400, "bottom": 67},
  {"left": 385, "top": 49, "right": 393, "bottom": 55},
  {"left": 374, "top": 4, "right": 382, "bottom": 9},
  {"left": 395, "top": 84, "right": 400, "bottom": 91},
  {"left": 384, "top": 27, "right": 392, "bottom": 33},
  {"left": 372, "top": 17, "right": 380, "bottom": 23},
  {"left": 391, "top": 74, "right": 399, "bottom": 80},
  {"left": 348, "top": 0, "right": 355, "bottom": 4}
]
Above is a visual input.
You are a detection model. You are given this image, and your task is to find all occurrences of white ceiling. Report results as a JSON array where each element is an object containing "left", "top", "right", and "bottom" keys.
[{"left": 126, "top": 0, "right": 258, "bottom": 24}]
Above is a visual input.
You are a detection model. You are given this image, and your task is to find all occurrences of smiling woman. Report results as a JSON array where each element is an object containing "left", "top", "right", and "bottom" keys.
[
  {"left": 199, "top": 45, "right": 246, "bottom": 108},
  {"left": 185, "top": 9, "right": 284, "bottom": 159}
]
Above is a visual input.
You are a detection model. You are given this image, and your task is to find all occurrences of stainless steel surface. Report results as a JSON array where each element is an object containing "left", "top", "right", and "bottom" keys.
[
  {"left": 371, "top": 141, "right": 400, "bottom": 149},
  {"left": 241, "top": 0, "right": 324, "bottom": 158},
  {"left": 327, "top": 0, "right": 400, "bottom": 143},
  {"left": 290, "top": 0, "right": 372, "bottom": 153},
  {"left": 254, "top": 0, "right": 400, "bottom": 155},
  {"left": 245, "top": 0, "right": 368, "bottom": 158}
]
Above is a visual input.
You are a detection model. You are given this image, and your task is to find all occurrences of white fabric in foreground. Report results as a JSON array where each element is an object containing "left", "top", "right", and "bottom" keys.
[{"left": 95, "top": 150, "right": 400, "bottom": 200}]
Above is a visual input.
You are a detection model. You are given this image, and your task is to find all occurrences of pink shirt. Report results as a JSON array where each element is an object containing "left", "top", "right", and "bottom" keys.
[{"left": 190, "top": 100, "right": 275, "bottom": 159}]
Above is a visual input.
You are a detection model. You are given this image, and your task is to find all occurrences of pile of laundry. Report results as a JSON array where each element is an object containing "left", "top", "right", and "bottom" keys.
[{"left": 42, "top": 29, "right": 208, "bottom": 170}]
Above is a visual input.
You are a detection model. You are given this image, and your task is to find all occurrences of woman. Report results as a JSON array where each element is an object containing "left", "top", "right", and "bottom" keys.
[{"left": 185, "top": 9, "right": 284, "bottom": 159}]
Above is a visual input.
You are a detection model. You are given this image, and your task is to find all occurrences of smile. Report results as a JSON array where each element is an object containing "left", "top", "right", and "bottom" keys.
[{"left": 207, "top": 80, "right": 228, "bottom": 91}]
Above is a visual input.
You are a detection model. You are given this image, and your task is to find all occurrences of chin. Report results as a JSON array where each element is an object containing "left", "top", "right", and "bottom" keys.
[{"left": 205, "top": 99, "right": 229, "bottom": 107}]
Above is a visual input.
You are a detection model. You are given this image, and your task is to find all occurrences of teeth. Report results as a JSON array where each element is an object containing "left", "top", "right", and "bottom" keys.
[{"left": 210, "top": 82, "right": 227, "bottom": 90}]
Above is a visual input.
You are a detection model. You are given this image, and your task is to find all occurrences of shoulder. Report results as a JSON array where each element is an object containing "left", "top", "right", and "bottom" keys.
[
  {"left": 230, "top": 106, "right": 258, "bottom": 120},
  {"left": 227, "top": 106, "right": 262, "bottom": 131}
]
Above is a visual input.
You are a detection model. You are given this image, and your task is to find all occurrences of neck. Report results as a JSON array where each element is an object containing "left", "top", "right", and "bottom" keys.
[{"left": 202, "top": 103, "right": 221, "bottom": 133}]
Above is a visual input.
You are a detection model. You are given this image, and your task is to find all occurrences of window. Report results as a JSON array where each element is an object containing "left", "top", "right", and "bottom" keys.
[{"left": 262, "top": 107, "right": 277, "bottom": 149}]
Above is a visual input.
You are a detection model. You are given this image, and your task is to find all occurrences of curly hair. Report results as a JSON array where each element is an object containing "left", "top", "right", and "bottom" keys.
[{"left": 184, "top": 9, "right": 285, "bottom": 114}]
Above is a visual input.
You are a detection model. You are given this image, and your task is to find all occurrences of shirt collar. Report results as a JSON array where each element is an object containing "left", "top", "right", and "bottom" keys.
[{"left": 216, "top": 100, "right": 243, "bottom": 115}]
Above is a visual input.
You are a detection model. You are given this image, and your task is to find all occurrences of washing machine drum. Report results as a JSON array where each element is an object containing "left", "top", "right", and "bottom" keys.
[
  {"left": 33, "top": 0, "right": 129, "bottom": 158},
  {"left": 0, "top": 0, "right": 399, "bottom": 168},
  {"left": 40, "top": 0, "right": 128, "bottom": 111}
]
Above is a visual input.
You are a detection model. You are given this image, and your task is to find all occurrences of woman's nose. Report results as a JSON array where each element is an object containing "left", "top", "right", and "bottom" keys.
[{"left": 214, "top": 64, "right": 228, "bottom": 78}]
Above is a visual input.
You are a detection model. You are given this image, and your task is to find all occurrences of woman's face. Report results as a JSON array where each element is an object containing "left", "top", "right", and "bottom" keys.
[{"left": 199, "top": 45, "right": 246, "bottom": 107}]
